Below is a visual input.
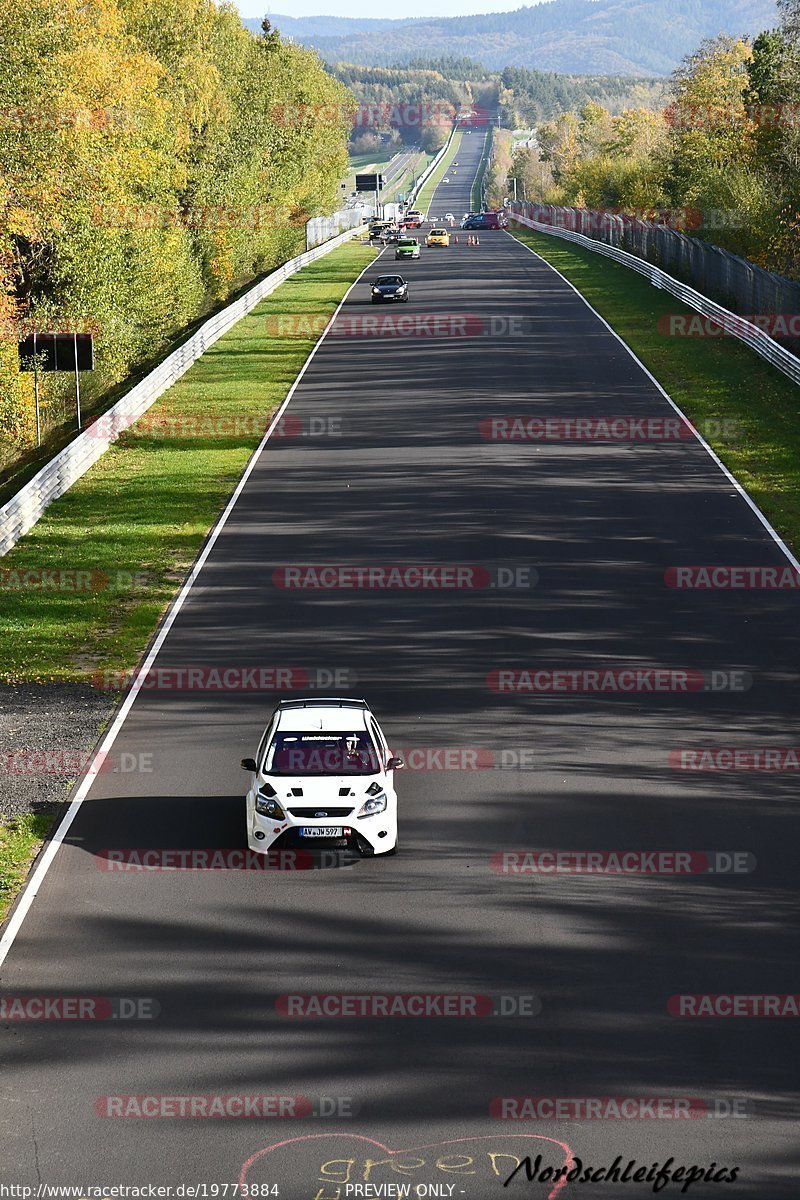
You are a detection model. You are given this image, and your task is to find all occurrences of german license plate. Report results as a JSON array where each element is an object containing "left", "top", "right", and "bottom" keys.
[{"left": 299, "top": 827, "right": 343, "bottom": 838}]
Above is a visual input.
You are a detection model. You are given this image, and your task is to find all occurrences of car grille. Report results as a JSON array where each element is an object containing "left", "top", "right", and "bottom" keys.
[{"left": 287, "top": 807, "right": 354, "bottom": 818}]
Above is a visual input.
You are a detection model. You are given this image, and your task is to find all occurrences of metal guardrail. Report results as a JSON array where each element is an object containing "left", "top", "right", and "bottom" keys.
[
  {"left": 306, "top": 206, "right": 370, "bottom": 251},
  {"left": 0, "top": 220, "right": 366, "bottom": 557},
  {"left": 509, "top": 206, "right": 800, "bottom": 389}
]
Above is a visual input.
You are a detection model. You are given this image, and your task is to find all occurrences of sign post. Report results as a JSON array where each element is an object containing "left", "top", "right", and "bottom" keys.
[
  {"left": 73, "top": 332, "right": 81, "bottom": 430},
  {"left": 18, "top": 331, "right": 95, "bottom": 437}
]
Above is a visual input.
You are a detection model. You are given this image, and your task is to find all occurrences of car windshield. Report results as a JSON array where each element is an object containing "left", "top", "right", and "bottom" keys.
[
  {"left": 264, "top": 731, "right": 380, "bottom": 776},
  {"left": 376, "top": 276, "right": 403, "bottom": 285},
  {"left": 398, "top": 240, "right": 416, "bottom": 246},
  {"left": 430, "top": 230, "right": 446, "bottom": 236}
]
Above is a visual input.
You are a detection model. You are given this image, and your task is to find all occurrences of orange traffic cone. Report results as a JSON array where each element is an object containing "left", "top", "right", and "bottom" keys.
[
  {"left": 475, "top": 235, "right": 480, "bottom": 246},
  {"left": 454, "top": 235, "right": 458, "bottom": 243}
]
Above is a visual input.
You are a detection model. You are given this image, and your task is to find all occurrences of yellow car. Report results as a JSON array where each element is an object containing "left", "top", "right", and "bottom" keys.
[{"left": 426, "top": 228, "right": 450, "bottom": 247}]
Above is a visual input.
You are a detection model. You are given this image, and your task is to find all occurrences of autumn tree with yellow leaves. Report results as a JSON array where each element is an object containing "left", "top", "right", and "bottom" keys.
[{"left": 0, "top": 0, "right": 353, "bottom": 460}]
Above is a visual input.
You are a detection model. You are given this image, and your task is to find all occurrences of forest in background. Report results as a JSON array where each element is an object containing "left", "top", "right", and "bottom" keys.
[
  {"left": 486, "top": 0, "right": 800, "bottom": 279},
  {"left": 0, "top": 0, "right": 352, "bottom": 463}
]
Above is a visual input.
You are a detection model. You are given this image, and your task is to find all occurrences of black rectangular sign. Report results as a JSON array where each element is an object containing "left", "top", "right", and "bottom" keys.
[{"left": 18, "top": 333, "right": 95, "bottom": 372}]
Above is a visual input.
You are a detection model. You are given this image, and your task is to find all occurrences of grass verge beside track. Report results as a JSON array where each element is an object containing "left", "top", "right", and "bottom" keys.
[
  {"left": 0, "top": 238, "right": 377, "bottom": 685},
  {"left": 511, "top": 227, "right": 800, "bottom": 558},
  {"left": 0, "top": 812, "right": 52, "bottom": 922}
]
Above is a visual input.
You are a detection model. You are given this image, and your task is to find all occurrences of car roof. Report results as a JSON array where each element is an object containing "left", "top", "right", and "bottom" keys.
[{"left": 275, "top": 697, "right": 370, "bottom": 732}]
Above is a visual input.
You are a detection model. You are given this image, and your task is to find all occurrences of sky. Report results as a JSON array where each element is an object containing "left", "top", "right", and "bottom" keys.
[{"left": 240, "top": 0, "right": 523, "bottom": 18}]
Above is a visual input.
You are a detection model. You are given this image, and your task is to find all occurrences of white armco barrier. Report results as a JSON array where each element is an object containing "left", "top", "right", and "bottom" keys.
[
  {"left": 510, "top": 208, "right": 800, "bottom": 389},
  {"left": 0, "top": 221, "right": 366, "bottom": 556}
]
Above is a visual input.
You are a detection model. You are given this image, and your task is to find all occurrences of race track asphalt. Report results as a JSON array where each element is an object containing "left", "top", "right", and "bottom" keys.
[{"left": 1, "top": 123, "right": 799, "bottom": 1197}]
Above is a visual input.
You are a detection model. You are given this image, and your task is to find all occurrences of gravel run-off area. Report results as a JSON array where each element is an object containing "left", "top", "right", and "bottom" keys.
[{"left": 0, "top": 684, "right": 117, "bottom": 824}]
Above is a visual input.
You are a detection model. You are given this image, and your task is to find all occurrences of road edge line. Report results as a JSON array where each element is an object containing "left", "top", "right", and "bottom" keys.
[
  {"left": 0, "top": 244, "right": 382, "bottom": 971},
  {"left": 511, "top": 232, "right": 800, "bottom": 572}
]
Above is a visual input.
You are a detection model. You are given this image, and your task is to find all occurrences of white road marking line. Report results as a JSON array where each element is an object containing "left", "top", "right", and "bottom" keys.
[
  {"left": 512, "top": 232, "right": 800, "bottom": 571},
  {"left": 0, "top": 245, "right": 382, "bottom": 971}
]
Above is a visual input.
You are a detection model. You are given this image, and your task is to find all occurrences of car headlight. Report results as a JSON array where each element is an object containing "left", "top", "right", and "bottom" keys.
[
  {"left": 372, "top": 286, "right": 380, "bottom": 293},
  {"left": 255, "top": 789, "right": 285, "bottom": 820},
  {"left": 357, "top": 793, "right": 387, "bottom": 818},
  {"left": 398, "top": 284, "right": 406, "bottom": 291}
]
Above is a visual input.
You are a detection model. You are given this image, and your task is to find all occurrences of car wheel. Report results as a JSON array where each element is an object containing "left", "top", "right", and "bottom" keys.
[
  {"left": 371, "top": 297, "right": 378, "bottom": 304},
  {"left": 403, "top": 294, "right": 409, "bottom": 302}
]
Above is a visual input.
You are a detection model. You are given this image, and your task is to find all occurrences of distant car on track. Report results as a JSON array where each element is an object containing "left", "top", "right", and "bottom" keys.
[
  {"left": 242, "top": 698, "right": 402, "bottom": 857},
  {"left": 370, "top": 274, "right": 409, "bottom": 302}
]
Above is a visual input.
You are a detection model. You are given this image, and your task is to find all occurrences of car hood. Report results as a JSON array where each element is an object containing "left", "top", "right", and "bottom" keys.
[{"left": 261, "top": 776, "right": 385, "bottom": 801}]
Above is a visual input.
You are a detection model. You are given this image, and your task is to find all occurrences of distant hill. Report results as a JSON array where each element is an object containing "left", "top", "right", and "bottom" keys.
[{"left": 244, "top": 0, "right": 778, "bottom": 76}]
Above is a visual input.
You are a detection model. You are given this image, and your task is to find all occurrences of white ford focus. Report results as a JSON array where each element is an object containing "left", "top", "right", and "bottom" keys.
[{"left": 242, "top": 698, "right": 402, "bottom": 857}]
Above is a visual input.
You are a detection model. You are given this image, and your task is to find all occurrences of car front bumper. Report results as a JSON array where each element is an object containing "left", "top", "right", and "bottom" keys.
[{"left": 247, "top": 792, "right": 398, "bottom": 855}]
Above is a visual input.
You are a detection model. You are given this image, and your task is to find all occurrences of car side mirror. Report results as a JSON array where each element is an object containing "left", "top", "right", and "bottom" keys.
[
  {"left": 387, "top": 756, "right": 405, "bottom": 770},
  {"left": 241, "top": 757, "right": 257, "bottom": 772}
]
